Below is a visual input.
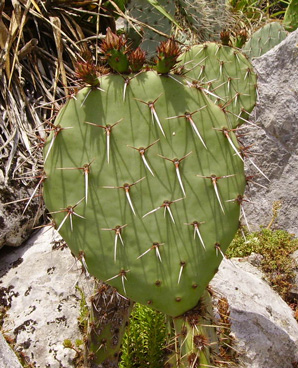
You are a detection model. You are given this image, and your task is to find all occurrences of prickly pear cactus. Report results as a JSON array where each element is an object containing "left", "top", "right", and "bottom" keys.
[
  {"left": 43, "top": 43, "right": 256, "bottom": 318},
  {"left": 242, "top": 22, "right": 288, "bottom": 59}
]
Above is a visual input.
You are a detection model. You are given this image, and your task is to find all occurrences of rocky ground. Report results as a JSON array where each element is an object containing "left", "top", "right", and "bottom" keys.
[{"left": 0, "top": 228, "right": 298, "bottom": 368}]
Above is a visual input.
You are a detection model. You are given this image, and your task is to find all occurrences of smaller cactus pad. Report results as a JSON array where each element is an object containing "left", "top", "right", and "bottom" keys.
[
  {"left": 178, "top": 43, "right": 257, "bottom": 128},
  {"left": 242, "top": 22, "right": 288, "bottom": 59},
  {"left": 126, "top": 0, "right": 175, "bottom": 58}
]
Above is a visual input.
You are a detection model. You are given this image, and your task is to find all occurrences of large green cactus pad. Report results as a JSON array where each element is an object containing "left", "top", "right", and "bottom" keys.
[
  {"left": 178, "top": 43, "right": 257, "bottom": 128},
  {"left": 44, "top": 70, "right": 246, "bottom": 317}
]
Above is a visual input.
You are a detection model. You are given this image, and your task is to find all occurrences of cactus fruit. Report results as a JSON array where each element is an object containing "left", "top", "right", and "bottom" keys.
[
  {"left": 242, "top": 22, "right": 288, "bottom": 59},
  {"left": 43, "top": 40, "right": 256, "bottom": 320},
  {"left": 234, "top": 29, "right": 249, "bottom": 49},
  {"left": 177, "top": 43, "right": 257, "bottom": 128}
]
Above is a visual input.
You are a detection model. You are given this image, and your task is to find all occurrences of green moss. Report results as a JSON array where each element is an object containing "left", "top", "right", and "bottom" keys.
[
  {"left": 75, "top": 285, "right": 89, "bottom": 335},
  {"left": 120, "top": 303, "right": 167, "bottom": 368},
  {"left": 227, "top": 228, "right": 298, "bottom": 300}
]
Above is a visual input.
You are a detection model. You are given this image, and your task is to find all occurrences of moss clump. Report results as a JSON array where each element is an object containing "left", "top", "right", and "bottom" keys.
[
  {"left": 76, "top": 285, "right": 89, "bottom": 335},
  {"left": 120, "top": 303, "right": 167, "bottom": 368},
  {"left": 227, "top": 228, "right": 298, "bottom": 301}
]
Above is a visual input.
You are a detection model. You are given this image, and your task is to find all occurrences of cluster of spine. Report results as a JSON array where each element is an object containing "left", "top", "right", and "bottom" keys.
[
  {"left": 43, "top": 33, "right": 256, "bottom": 321},
  {"left": 85, "top": 283, "right": 133, "bottom": 367},
  {"left": 176, "top": 0, "right": 233, "bottom": 42}
]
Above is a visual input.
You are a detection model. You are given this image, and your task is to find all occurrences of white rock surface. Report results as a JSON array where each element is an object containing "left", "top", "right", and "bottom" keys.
[
  {"left": 0, "top": 228, "right": 94, "bottom": 368},
  {"left": 211, "top": 258, "right": 298, "bottom": 368},
  {"left": 0, "top": 332, "right": 23, "bottom": 368},
  {"left": 243, "top": 29, "right": 298, "bottom": 234}
]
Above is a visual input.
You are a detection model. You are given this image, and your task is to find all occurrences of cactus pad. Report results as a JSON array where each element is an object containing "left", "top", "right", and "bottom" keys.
[
  {"left": 242, "top": 22, "right": 288, "bottom": 59},
  {"left": 126, "top": 0, "right": 175, "bottom": 58},
  {"left": 43, "top": 45, "right": 254, "bottom": 317}
]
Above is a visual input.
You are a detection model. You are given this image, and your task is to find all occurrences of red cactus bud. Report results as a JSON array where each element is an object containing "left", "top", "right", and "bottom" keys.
[
  {"left": 75, "top": 61, "right": 102, "bottom": 87},
  {"left": 101, "top": 27, "right": 128, "bottom": 54},
  {"left": 155, "top": 37, "right": 181, "bottom": 74},
  {"left": 101, "top": 28, "right": 130, "bottom": 73},
  {"left": 235, "top": 29, "right": 248, "bottom": 48},
  {"left": 128, "top": 47, "right": 146, "bottom": 72},
  {"left": 220, "top": 30, "right": 231, "bottom": 46},
  {"left": 157, "top": 37, "right": 181, "bottom": 58},
  {"left": 238, "top": 29, "right": 248, "bottom": 43}
]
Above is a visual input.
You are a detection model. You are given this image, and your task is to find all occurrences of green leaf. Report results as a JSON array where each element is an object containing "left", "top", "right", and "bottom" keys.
[{"left": 283, "top": 0, "right": 298, "bottom": 31}]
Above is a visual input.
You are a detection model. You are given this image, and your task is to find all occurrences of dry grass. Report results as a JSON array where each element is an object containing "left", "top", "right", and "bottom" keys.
[{"left": 0, "top": 1, "right": 118, "bottom": 219}]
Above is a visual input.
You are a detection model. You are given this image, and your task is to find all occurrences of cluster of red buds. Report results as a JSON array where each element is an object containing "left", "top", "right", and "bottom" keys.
[{"left": 75, "top": 29, "right": 182, "bottom": 81}]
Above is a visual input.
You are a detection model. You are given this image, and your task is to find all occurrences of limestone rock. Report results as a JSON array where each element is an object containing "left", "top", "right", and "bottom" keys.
[
  {"left": 0, "top": 228, "right": 94, "bottom": 368},
  {"left": 0, "top": 332, "right": 23, "bottom": 368},
  {"left": 211, "top": 259, "right": 298, "bottom": 368},
  {"left": 243, "top": 29, "right": 298, "bottom": 235}
]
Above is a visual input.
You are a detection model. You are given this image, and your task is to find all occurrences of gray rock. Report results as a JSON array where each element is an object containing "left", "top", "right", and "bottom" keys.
[
  {"left": 246, "top": 252, "right": 264, "bottom": 267},
  {"left": 0, "top": 332, "right": 23, "bottom": 368},
  {"left": 211, "top": 259, "right": 298, "bottom": 368},
  {"left": 0, "top": 228, "right": 94, "bottom": 368},
  {"left": 242, "top": 29, "right": 298, "bottom": 235}
]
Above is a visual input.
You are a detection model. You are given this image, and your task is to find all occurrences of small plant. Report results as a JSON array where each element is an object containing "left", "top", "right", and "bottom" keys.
[
  {"left": 63, "top": 338, "right": 84, "bottom": 367},
  {"left": 283, "top": 0, "right": 298, "bottom": 31},
  {"left": 227, "top": 228, "right": 298, "bottom": 300},
  {"left": 76, "top": 285, "right": 89, "bottom": 336},
  {"left": 120, "top": 303, "right": 167, "bottom": 368}
]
